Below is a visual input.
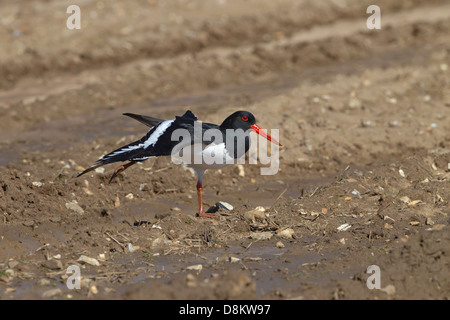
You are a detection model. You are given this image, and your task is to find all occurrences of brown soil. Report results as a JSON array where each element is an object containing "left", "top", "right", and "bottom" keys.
[{"left": 0, "top": 0, "right": 449, "bottom": 300}]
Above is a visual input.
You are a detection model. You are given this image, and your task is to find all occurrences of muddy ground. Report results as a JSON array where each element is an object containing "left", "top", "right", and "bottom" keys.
[{"left": 0, "top": 0, "right": 449, "bottom": 300}]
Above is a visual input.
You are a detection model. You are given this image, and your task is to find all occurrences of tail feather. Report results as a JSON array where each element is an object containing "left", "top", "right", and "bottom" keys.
[
  {"left": 123, "top": 113, "right": 164, "bottom": 128},
  {"left": 76, "top": 162, "right": 104, "bottom": 177},
  {"left": 77, "top": 139, "right": 153, "bottom": 177}
]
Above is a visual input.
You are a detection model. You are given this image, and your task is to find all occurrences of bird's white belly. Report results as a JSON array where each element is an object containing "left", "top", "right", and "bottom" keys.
[
  {"left": 173, "top": 142, "right": 236, "bottom": 170},
  {"left": 197, "top": 142, "right": 234, "bottom": 168}
]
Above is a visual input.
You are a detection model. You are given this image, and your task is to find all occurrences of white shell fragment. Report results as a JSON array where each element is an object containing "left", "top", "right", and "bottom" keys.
[
  {"left": 186, "top": 264, "right": 203, "bottom": 272},
  {"left": 337, "top": 223, "right": 352, "bottom": 232},
  {"left": 128, "top": 243, "right": 139, "bottom": 252},
  {"left": 217, "top": 201, "right": 233, "bottom": 211},
  {"left": 229, "top": 257, "right": 241, "bottom": 263},
  {"left": 77, "top": 255, "right": 100, "bottom": 266},
  {"left": 351, "top": 189, "right": 362, "bottom": 198}
]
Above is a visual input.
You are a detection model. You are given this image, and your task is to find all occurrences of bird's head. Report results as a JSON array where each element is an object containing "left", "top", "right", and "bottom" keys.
[{"left": 220, "top": 111, "right": 282, "bottom": 146}]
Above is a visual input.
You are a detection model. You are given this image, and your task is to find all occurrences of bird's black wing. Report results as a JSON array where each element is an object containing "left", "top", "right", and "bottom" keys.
[
  {"left": 77, "top": 111, "right": 203, "bottom": 177},
  {"left": 123, "top": 113, "right": 164, "bottom": 128},
  {"left": 124, "top": 110, "right": 197, "bottom": 128}
]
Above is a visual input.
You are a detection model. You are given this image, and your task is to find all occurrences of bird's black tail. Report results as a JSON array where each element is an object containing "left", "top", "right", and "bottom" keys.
[{"left": 77, "top": 137, "right": 153, "bottom": 177}]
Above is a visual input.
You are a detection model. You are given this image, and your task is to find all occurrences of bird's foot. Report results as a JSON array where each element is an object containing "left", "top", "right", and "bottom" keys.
[
  {"left": 108, "top": 161, "right": 137, "bottom": 184},
  {"left": 197, "top": 211, "right": 217, "bottom": 219},
  {"left": 109, "top": 166, "right": 125, "bottom": 183}
]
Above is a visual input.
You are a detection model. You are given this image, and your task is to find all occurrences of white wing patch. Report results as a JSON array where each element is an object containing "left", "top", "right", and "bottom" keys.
[
  {"left": 144, "top": 120, "right": 174, "bottom": 148},
  {"left": 104, "top": 120, "right": 174, "bottom": 159}
]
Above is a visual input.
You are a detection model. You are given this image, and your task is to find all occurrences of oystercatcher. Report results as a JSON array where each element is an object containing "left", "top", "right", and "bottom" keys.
[{"left": 78, "top": 110, "right": 281, "bottom": 218}]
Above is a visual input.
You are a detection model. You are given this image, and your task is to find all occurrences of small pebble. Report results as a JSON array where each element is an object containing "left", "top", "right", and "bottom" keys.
[
  {"left": 49, "top": 216, "right": 61, "bottom": 223},
  {"left": 399, "top": 196, "right": 411, "bottom": 203},
  {"left": 4, "top": 269, "right": 14, "bottom": 277},
  {"left": 387, "top": 98, "right": 397, "bottom": 104},
  {"left": 42, "top": 288, "right": 63, "bottom": 299},
  {"left": 249, "top": 232, "right": 273, "bottom": 241},
  {"left": 23, "top": 220, "right": 35, "bottom": 227},
  {"left": 361, "top": 120, "right": 373, "bottom": 128},
  {"left": 78, "top": 255, "right": 100, "bottom": 266},
  {"left": 41, "top": 260, "right": 63, "bottom": 270},
  {"left": 95, "top": 167, "right": 105, "bottom": 174},
  {"left": 83, "top": 188, "right": 94, "bottom": 196},
  {"left": 389, "top": 120, "right": 400, "bottom": 127},
  {"left": 276, "top": 228, "right": 295, "bottom": 240},
  {"left": 38, "top": 279, "right": 51, "bottom": 286},
  {"left": 348, "top": 97, "right": 361, "bottom": 109},
  {"left": 237, "top": 164, "right": 245, "bottom": 177},
  {"left": 114, "top": 196, "right": 120, "bottom": 208},
  {"left": 65, "top": 201, "right": 85, "bottom": 215},
  {"left": 244, "top": 207, "right": 266, "bottom": 221},
  {"left": 408, "top": 200, "right": 422, "bottom": 207},
  {"left": 425, "top": 217, "right": 435, "bottom": 225},
  {"left": 186, "top": 264, "right": 203, "bottom": 272},
  {"left": 88, "top": 285, "right": 99, "bottom": 296},
  {"left": 380, "top": 284, "right": 396, "bottom": 296}
]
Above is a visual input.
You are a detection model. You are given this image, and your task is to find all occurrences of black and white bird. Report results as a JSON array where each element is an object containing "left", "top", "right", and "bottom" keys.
[{"left": 78, "top": 110, "right": 281, "bottom": 218}]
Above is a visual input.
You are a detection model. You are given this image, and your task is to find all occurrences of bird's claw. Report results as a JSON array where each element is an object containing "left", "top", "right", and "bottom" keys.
[
  {"left": 108, "top": 166, "right": 126, "bottom": 184},
  {"left": 198, "top": 211, "right": 217, "bottom": 219},
  {"left": 108, "top": 161, "right": 137, "bottom": 184}
]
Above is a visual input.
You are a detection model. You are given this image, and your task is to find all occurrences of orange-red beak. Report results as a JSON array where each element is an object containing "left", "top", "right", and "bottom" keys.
[{"left": 251, "top": 124, "right": 282, "bottom": 146}]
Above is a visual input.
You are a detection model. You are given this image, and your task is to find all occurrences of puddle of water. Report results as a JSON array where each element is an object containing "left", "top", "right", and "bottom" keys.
[{"left": 108, "top": 238, "right": 351, "bottom": 297}]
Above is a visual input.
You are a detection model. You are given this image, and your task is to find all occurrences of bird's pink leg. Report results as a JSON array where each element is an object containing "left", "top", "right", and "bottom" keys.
[
  {"left": 108, "top": 161, "right": 137, "bottom": 184},
  {"left": 197, "top": 180, "right": 215, "bottom": 218}
]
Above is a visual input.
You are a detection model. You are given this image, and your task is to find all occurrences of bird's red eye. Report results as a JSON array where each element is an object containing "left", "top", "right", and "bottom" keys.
[{"left": 242, "top": 116, "right": 248, "bottom": 121}]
